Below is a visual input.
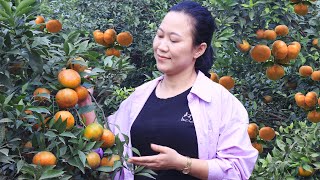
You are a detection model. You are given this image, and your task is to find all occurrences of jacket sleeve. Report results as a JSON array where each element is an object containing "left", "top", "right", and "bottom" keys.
[{"left": 207, "top": 93, "right": 258, "bottom": 180}]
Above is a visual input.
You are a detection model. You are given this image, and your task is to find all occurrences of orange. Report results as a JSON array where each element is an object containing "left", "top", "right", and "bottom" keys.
[
  {"left": 117, "top": 31, "right": 133, "bottom": 47},
  {"left": 75, "top": 86, "right": 89, "bottom": 102},
  {"left": 219, "top": 76, "right": 235, "bottom": 90},
  {"left": 259, "top": 127, "right": 276, "bottom": 141},
  {"left": 247, "top": 123, "right": 259, "bottom": 139},
  {"left": 298, "top": 166, "right": 314, "bottom": 177},
  {"left": 55, "top": 88, "right": 78, "bottom": 109},
  {"left": 272, "top": 40, "right": 288, "bottom": 60},
  {"left": 251, "top": 142, "right": 263, "bottom": 154},
  {"left": 266, "top": 64, "right": 285, "bottom": 80},
  {"left": 67, "top": 57, "right": 87, "bottom": 73},
  {"left": 299, "top": 66, "right": 313, "bottom": 77},
  {"left": 35, "top": 16, "right": 45, "bottom": 24},
  {"left": 86, "top": 152, "right": 101, "bottom": 169},
  {"left": 237, "top": 40, "right": 251, "bottom": 52},
  {"left": 100, "top": 129, "right": 115, "bottom": 148},
  {"left": 100, "top": 154, "right": 121, "bottom": 167},
  {"left": 307, "top": 110, "right": 320, "bottom": 123},
  {"left": 263, "top": 95, "right": 273, "bottom": 103},
  {"left": 32, "top": 151, "right": 57, "bottom": 166},
  {"left": 311, "top": 71, "right": 320, "bottom": 81},
  {"left": 105, "top": 48, "right": 121, "bottom": 57},
  {"left": 294, "top": 3, "right": 308, "bottom": 16},
  {"left": 274, "top": 25, "right": 289, "bottom": 36},
  {"left": 46, "top": 19, "right": 62, "bottom": 33},
  {"left": 210, "top": 72, "right": 219, "bottom": 83},
  {"left": 84, "top": 123, "right": 104, "bottom": 141},
  {"left": 103, "top": 29, "right": 117, "bottom": 45},
  {"left": 312, "top": 38, "right": 318, "bottom": 47},
  {"left": 263, "top": 30, "right": 277, "bottom": 40},
  {"left": 93, "top": 30, "right": 107, "bottom": 46},
  {"left": 33, "top": 87, "right": 50, "bottom": 102},
  {"left": 295, "top": 92, "right": 306, "bottom": 108},
  {"left": 305, "top": 91, "right": 318, "bottom": 108},
  {"left": 58, "top": 69, "right": 81, "bottom": 89},
  {"left": 256, "top": 29, "right": 264, "bottom": 39},
  {"left": 250, "top": 45, "right": 271, "bottom": 62},
  {"left": 287, "top": 42, "right": 301, "bottom": 60},
  {"left": 54, "top": 111, "right": 75, "bottom": 130},
  {"left": 24, "top": 141, "right": 32, "bottom": 149}
]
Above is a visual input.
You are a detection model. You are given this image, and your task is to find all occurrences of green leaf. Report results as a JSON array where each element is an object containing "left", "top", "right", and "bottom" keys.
[
  {"left": 78, "top": 105, "right": 95, "bottom": 114},
  {"left": 27, "top": 107, "right": 50, "bottom": 114},
  {"left": 16, "top": 160, "right": 25, "bottom": 174},
  {"left": 0, "top": 73, "right": 12, "bottom": 88},
  {"left": 96, "top": 166, "right": 113, "bottom": 173},
  {"left": 39, "top": 169, "right": 64, "bottom": 180},
  {"left": 15, "top": 5, "right": 33, "bottom": 16},
  {"left": 76, "top": 40, "right": 89, "bottom": 53},
  {"left": 0, "top": 9, "right": 9, "bottom": 18},
  {"left": 31, "top": 37, "right": 50, "bottom": 48},
  {"left": 16, "top": 0, "right": 35, "bottom": 13},
  {"left": 44, "top": 131, "right": 57, "bottom": 138},
  {"left": 83, "top": 141, "right": 96, "bottom": 151},
  {"left": 0, "top": 148, "right": 9, "bottom": 156},
  {"left": 60, "top": 132, "right": 76, "bottom": 138},
  {"left": 78, "top": 150, "right": 86, "bottom": 167},
  {"left": 0, "top": 0, "right": 12, "bottom": 15},
  {"left": 59, "top": 146, "right": 67, "bottom": 156},
  {"left": 135, "top": 172, "right": 156, "bottom": 179},
  {"left": 4, "top": 92, "right": 14, "bottom": 105},
  {"left": 131, "top": 147, "right": 141, "bottom": 156},
  {"left": 0, "top": 118, "right": 13, "bottom": 123}
]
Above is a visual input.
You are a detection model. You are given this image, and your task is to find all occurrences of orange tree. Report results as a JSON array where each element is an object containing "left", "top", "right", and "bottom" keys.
[{"left": 0, "top": 0, "right": 153, "bottom": 179}]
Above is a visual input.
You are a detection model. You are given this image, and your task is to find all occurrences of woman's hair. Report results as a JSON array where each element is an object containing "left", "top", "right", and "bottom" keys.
[{"left": 169, "top": 1, "right": 216, "bottom": 77}]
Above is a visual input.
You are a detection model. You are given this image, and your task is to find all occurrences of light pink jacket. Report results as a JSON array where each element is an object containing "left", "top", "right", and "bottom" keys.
[{"left": 108, "top": 71, "right": 258, "bottom": 180}]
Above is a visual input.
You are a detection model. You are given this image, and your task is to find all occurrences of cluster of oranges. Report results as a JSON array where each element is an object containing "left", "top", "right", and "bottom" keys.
[
  {"left": 247, "top": 123, "right": 276, "bottom": 154},
  {"left": 295, "top": 91, "right": 320, "bottom": 123},
  {"left": 93, "top": 28, "right": 133, "bottom": 57},
  {"left": 209, "top": 72, "right": 235, "bottom": 90},
  {"left": 35, "top": 16, "right": 62, "bottom": 33},
  {"left": 242, "top": 25, "right": 301, "bottom": 80},
  {"left": 290, "top": 0, "right": 317, "bottom": 16},
  {"left": 299, "top": 65, "right": 320, "bottom": 81},
  {"left": 83, "top": 123, "right": 119, "bottom": 169}
]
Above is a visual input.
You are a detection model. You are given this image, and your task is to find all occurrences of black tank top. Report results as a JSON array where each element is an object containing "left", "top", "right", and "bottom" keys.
[{"left": 131, "top": 87, "right": 199, "bottom": 180}]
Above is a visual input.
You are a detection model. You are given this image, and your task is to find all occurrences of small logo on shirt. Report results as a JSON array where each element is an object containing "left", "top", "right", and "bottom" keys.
[{"left": 181, "top": 112, "right": 193, "bottom": 123}]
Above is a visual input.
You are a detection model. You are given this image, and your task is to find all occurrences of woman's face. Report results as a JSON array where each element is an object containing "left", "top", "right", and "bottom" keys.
[{"left": 153, "top": 12, "right": 199, "bottom": 76}]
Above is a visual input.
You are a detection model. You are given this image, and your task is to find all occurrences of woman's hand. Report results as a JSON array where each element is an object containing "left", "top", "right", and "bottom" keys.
[{"left": 128, "top": 144, "right": 185, "bottom": 171}]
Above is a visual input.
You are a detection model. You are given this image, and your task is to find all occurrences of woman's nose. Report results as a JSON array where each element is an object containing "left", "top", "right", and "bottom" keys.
[{"left": 157, "top": 39, "right": 169, "bottom": 52}]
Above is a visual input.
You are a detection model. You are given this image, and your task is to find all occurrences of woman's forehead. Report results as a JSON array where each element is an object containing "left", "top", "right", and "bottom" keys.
[{"left": 159, "top": 12, "right": 194, "bottom": 35}]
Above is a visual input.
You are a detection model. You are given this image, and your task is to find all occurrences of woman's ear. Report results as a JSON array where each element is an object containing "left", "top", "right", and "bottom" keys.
[{"left": 194, "top": 42, "right": 207, "bottom": 59}]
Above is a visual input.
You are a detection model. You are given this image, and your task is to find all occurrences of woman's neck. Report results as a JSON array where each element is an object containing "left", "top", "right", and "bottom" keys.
[{"left": 156, "top": 70, "right": 197, "bottom": 98}]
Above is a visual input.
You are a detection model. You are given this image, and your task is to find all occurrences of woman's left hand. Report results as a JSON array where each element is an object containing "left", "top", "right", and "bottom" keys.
[{"left": 128, "top": 144, "right": 184, "bottom": 170}]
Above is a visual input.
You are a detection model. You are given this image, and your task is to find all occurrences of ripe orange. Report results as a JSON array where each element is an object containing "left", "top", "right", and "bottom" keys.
[
  {"left": 272, "top": 40, "right": 288, "bottom": 60},
  {"left": 307, "top": 110, "right": 320, "bottom": 123},
  {"left": 67, "top": 57, "right": 87, "bottom": 73},
  {"left": 256, "top": 29, "right": 264, "bottom": 39},
  {"left": 259, "top": 127, "right": 276, "bottom": 141},
  {"left": 274, "top": 25, "right": 289, "bottom": 36},
  {"left": 263, "top": 30, "right": 277, "bottom": 40},
  {"left": 247, "top": 123, "right": 259, "bottom": 139},
  {"left": 263, "top": 95, "right": 273, "bottom": 103},
  {"left": 100, "top": 129, "right": 115, "bottom": 148},
  {"left": 210, "top": 72, "right": 219, "bottom": 83},
  {"left": 93, "top": 30, "right": 108, "bottom": 46},
  {"left": 84, "top": 123, "right": 104, "bottom": 141},
  {"left": 311, "top": 71, "right": 320, "bottom": 81},
  {"left": 33, "top": 87, "right": 50, "bottom": 102},
  {"left": 46, "top": 19, "right": 62, "bottom": 33},
  {"left": 105, "top": 48, "right": 121, "bottom": 57},
  {"left": 266, "top": 64, "right": 285, "bottom": 80},
  {"left": 55, "top": 88, "right": 78, "bottom": 109},
  {"left": 237, "top": 40, "right": 251, "bottom": 52},
  {"left": 54, "top": 111, "right": 75, "bottom": 130},
  {"left": 299, "top": 66, "right": 313, "bottom": 77},
  {"left": 58, "top": 69, "right": 81, "bottom": 88},
  {"left": 117, "top": 31, "right": 133, "bottom": 47},
  {"left": 250, "top": 45, "right": 271, "bottom": 62},
  {"left": 251, "top": 142, "right": 263, "bottom": 154},
  {"left": 219, "top": 76, "right": 235, "bottom": 90},
  {"left": 103, "top": 29, "right": 117, "bottom": 45},
  {"left": 287, "top": 42, "right": 301, "bottom": 60},
  {"left": 35, "top": 16, "right": 45, "bottom": 24},
  {"left": 32, "top": 151, "right": 57, "bottom": 166},
  {"left": 24, "top": 141, "right": 32, "bottom": 149},
  {"left": 75, "top": 86, "right": 89, "bottom": 102},
  {"left": 294, "top": 3, "right": 308, "bottom": 16},
  {"left": 86, "top": 152, "right": 101, "bottom": 169},
  {"left": 298, "top": 166, "right": 314, "bottom": 177},
  {"left": 312, "top": 38, "right": 318, "bottom": 47},
  {"left": 305, "top": 91, "right": 318, "bottom": 108},
  {"left": 295, "top": 92, "right": 306, "bottom": 109},
  {"left": 100, "top": 154, "right": 121, "bottom": 167}
]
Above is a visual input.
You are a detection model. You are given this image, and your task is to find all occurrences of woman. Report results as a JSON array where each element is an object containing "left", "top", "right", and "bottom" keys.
[{"left": 86, "top": 1, "right": 258, "bottom": 179}]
